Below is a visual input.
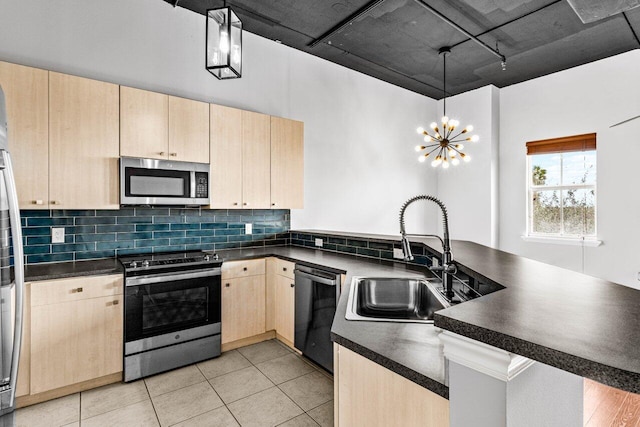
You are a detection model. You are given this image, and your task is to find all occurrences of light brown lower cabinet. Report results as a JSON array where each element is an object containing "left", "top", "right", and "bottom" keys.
[
  {"left": 28, "top": 275, "right": 123, "bottom": 396},
  {"left": 274, "top": 274, "right": 295, "bottom": 345},
  {"left": 221, "top": 275, "right": 266, "bottom": 344},
  {"left": 335, "top": 344, "right": 449, "bottom": 427},
  {"left": 266, "top": 257, "right": 296, "bottom": 347}
]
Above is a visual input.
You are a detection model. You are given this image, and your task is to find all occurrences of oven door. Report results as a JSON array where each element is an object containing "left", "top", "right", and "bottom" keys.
[{"left": 124, "top": 269, "right": 221, "bottom": 355}]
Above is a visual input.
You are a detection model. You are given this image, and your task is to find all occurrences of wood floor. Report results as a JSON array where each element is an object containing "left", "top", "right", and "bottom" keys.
[{"left": 585, "top": 379, "right": 640, "bottom": 426}]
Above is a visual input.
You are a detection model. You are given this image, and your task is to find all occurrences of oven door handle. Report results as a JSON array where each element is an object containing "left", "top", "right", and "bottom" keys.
[{"left": 126, "top": 268, "right": 221, "bottom": 287}]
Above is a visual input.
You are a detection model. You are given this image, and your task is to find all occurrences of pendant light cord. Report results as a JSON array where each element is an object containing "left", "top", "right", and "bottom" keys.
[{"left": 443, "top": 52, "right": 446, "bottom": 117}]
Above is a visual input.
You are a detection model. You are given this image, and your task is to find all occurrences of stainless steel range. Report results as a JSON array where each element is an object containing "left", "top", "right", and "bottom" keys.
[{"left": 119, "top": 251, "right": 222, "bottom": 382}]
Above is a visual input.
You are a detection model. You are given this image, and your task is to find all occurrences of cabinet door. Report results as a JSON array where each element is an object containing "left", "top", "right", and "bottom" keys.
[
  {"left": 0, "top": 62, "right": 49, "bottom": 209},
  {"left": 168, "top": 96, "right": 209, "bottom": 163},
  {"left": 221, "top": 276, "right": 266, "bottom": 344},
  {"left": 120, "top": 86, "right": 168, "bottom": 160},
  {"left": 275, "top": 274, "right": 295, "bottom": 344},
  {"left": 210, "top": 104, "right": 243, "bottom": 208},
  {"left": 337, "top": 345, "right": 449, "bottom": 426},
  {"left": 242, "top": 111, "right": 271, "bottom": 208},
  {"left": 30, "top": 294, "right": 123, "bottom": 394},
  {"left": 270, "top": 117, "right": 304, "bottom": 209},
  {"left": 49, "top": 72, "right": 119, "bottom": 209}
]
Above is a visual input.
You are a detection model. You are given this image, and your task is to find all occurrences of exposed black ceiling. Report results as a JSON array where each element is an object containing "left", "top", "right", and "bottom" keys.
[{"left": 167, "top": 0, "right": 640, "bottom": 99}]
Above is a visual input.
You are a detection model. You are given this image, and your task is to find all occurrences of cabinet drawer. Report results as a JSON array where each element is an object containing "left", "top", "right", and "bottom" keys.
[
  {"left": 268, "top": 258, "right": 295, "bottom": 280},
  {"left": 222, "top": 259, "right": 265, "bottom": 279},
  {"left": 31, "top": 274, "right": 123, "bottom": 307}
]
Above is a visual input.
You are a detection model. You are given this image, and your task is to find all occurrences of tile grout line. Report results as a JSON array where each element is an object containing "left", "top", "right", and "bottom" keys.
[{"left": 143, "top": 380, "right": 163, "bottom": 427}]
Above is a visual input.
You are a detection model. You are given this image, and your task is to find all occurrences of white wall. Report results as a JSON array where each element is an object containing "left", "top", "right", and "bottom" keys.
[
  {"left": 499, "top": 50, "right": 640, "bottom": 288},
  {"left": 434, "top": 85, "right": 500, "bottom": 248},
  {"left": 0, "top": 0, "right": 438, "bottom": 236}
]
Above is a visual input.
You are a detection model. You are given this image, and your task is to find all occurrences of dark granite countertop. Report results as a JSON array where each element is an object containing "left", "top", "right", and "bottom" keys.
[
  {"left": 24, "top": 258, "right": 123, "bottom": 282},
  {"left": 294, "top": 229, "right": 640, "bottom": 394}
]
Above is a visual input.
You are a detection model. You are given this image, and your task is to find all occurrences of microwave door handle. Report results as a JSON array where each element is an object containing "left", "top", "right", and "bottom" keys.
[{"left": 190, "top": 171, "right": 196, "bottom": 198}]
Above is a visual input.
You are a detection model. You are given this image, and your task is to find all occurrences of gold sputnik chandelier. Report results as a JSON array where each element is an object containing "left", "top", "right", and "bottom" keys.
[{"left": 415, "top": 47, "right": 479, "bottom": 169}]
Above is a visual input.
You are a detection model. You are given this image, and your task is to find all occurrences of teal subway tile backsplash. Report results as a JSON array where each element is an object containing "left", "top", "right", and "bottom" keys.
[
  {"left": 290, "top": 231, "right": 436, "bottom": 268},
  {"left": 20, "top": 208, "right": 290, "bottom": 264}
]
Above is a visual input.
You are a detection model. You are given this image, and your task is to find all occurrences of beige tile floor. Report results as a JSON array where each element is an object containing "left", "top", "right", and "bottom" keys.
[{"left": 15, "top": 340, "right": 334, "bottom": 427}]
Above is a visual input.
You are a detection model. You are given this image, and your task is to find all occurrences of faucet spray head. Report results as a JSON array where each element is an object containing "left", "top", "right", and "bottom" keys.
[{"left": 401, "top": 235, "right": 414, "bottom": 261}]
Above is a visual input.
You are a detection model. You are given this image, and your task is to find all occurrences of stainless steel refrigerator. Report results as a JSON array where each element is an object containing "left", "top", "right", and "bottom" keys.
[{"left": 0, "top": 84, "right": 26, "bottom": 417}]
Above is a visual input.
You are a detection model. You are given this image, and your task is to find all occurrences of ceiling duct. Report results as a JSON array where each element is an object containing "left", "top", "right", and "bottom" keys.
[{"left": 566, "top": 0, "right": 640, "bottom": 23}]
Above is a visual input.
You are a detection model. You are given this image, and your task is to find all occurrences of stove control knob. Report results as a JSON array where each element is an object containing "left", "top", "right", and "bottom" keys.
[
  {"left": 213, "top": 253, "right": 219, "bottom": 260},
  {"left": 142, "top": 260, "right": 150, "bottom": 268},
  {"left": 130, "top": 261, "right": 138, "bottom": 268},
  {"left": 204, "top": 254, "right": 210, "bottom": 261}
]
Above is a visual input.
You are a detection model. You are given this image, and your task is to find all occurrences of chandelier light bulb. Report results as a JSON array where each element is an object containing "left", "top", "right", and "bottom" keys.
[
  {"left": 415, "top": 145, "right": 424, "bottom": 152},
  {"left": 442, "top": 159, "right": 450, "bottom": 169},
  {"left": 455, "top": 144, "right": 464, "bottom": 150},
  {"left": 463, "top": 154, "right": 471, "bottom": 162},
  {"left": 430, "top": 122, "right": 438, "bottom": 130},
  {"left": 465, "top": 125, "right": 474, "bottom": 132},
  {"left": 417, "top": 126, "right": 424, "bottom": 134},
  {"left": 418, "top": 155, "right": 426, "bottom": 162},
  {"left": 452, "top": 157, "right": 460, "bottom": 165},
  {"left": 442, "top": 116, "right": 449, "bottom": 124},
  {"left": 431, "top": 156, "right": 442, "bottom": 167},
  {"left": 471, "top": 135, "right": 480, "bottom": 142},
  {"left": 424, "top": 136, "right": 432, "bottom": 142}
]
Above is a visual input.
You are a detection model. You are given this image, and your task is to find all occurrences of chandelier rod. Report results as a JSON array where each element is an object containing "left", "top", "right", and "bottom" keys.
[{"left": 413, "top": 0, "right": 506, "bottom": 64}]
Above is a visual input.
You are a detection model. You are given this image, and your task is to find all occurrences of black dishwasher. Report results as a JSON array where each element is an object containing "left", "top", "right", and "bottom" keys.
[{"left": 294, "top": 265, "right": 341, "bottom": 373}]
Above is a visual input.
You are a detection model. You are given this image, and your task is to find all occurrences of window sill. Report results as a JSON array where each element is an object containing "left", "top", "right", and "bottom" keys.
[{"left": 520, "top": 235, "right": 602, "bottom": 247}]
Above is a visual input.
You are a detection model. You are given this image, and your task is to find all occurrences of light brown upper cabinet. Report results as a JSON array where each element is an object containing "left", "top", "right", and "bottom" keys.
[
  {"left": 209, "top": 106, "right": 271, "bottom": 209},
  {"left": 120, "top": 86, "right": 168, "bottom": 160},
  {"left": 121, "top": 87, "right": 209, "bottom": 163},
  {"left": 168, "top": 96, "right": 209, "bottom": 163},
  {"left": 210, "top": 104, "right": 243, "bottom": 208},
  {"left": 0, "top": 61, "right": 49, "bottom": 209},
  {"left": 49, "top": 72, "right": 119, "bottom": 209},
  {"left": 271, "top": 117, "right": 304, "bottom": 209},
  {"left": 242, "top": 111, "right": 271, "bottom": 208}
]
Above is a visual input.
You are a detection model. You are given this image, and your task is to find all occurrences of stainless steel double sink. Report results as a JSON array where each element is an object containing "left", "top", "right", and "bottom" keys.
[{"left": 345, "top": 277, "right": 450, "bottom": 323}]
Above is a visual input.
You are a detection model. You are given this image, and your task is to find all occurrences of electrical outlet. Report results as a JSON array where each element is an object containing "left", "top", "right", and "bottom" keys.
[
  {"left": 315, "top": 238, "right": 323, "bottom": 247},
  {"left": 52, "top": 227, "right": 65, "bottom": 243},
  {"left": 393, "top": 248, "right": 405, "bottom": 259},
  {"left": 245, "top": 223, "right": 252, "bottom": 235}
]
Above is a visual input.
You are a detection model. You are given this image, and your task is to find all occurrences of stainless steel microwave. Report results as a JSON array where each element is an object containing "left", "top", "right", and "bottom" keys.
[{"left": 120, "top": 157, "right": 210, "bottom": 206}]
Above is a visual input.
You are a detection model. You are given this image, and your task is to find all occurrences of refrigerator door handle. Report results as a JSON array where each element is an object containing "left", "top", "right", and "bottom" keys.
[{"left": 2, "top": 150, "right": 24, "bottom": 407}]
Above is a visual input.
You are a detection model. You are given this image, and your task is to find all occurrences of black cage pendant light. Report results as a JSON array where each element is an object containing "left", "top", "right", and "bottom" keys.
[{"left": 206, "top": 4, "right": 242, "bottom": 80}]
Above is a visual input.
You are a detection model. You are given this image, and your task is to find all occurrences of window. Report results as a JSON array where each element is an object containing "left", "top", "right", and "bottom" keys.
[{"left": 526, "top": 133, "right": 596, "bottom": 240}]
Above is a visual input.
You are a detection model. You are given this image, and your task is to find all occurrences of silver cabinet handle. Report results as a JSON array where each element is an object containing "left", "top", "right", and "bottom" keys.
[
  {"left": 111, "top": 300, "right": 119, "bottom": 305},
  {"left": 243, "top": 202, "right": 248, "bottom": 206},
  {"left": 170, "top": 152, "right": 177, "bottom": 157},
  {"left": 272, "top": 203, "right": 277, "bottom": 206},
  {"left": 283, "top": 267, "right": 287, "bottom": 272},
  {"left": 225, "top": 283, "right": 230, "bottom": 287},
  {"left": 233, "top": 202, "right": 238, "bottom": 206},
  {"left": 33, "top": 200, "right": 44, "bottom": 205},
  {"left": 290, "top": 283, "right": 295, "bottom": 288},
  {"left": 159, "top": 152, "right": 166, "bottom": 156},
  {"left": 51, "top": 200, "right": 61, "bottom": 205},
  {"left": 71, "top": 287, "right": 83, "bottom": 293}
]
